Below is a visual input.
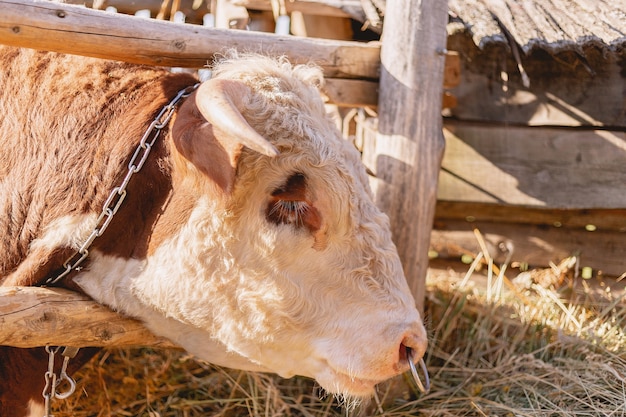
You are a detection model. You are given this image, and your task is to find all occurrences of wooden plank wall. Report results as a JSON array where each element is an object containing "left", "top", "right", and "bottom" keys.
[{"left": 434, "top": 31, "right": 626, "bottom": 278}]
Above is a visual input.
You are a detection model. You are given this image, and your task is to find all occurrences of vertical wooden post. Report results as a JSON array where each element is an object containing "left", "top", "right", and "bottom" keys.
[{"left": 363, "top": 0, "right": 448, "bottom": 311}]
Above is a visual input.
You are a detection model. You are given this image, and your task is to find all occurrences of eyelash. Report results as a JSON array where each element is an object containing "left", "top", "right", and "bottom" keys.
[{"left": 268, "top": 200, "right": 310, "bottom": 228}]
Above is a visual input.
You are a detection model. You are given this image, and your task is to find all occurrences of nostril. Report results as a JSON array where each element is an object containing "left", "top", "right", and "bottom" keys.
[
  {"left": 401, "top": 333, "right": 427, "bottom": 361},
  {"left": 399, "top": 342, "right": 409, "bottom": 364}
]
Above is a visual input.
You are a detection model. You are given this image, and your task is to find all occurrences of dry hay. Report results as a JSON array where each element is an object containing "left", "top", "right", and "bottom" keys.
[{"left": 51, "top": 258, "right": 626, "bottom": 416}]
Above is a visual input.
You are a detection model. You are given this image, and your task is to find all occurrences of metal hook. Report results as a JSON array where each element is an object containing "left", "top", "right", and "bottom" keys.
[
  {"left": 54, "top": 354, "right": 77, "bottom": 400},
  {"left": 406, "top": 346, "right": 430, "bottom": 394},
  {"left": 54, "top": 373, "right": 77, "bottom": 400}
]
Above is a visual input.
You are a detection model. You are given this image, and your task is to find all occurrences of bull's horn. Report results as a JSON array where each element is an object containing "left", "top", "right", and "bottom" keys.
[{"left": 195, "top": 78, "right": 279, "bottom": 157}]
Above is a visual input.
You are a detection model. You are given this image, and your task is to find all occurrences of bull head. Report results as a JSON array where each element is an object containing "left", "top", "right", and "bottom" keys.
[{"left": 77, "top": 53, "right": 428, "bottom": 399}]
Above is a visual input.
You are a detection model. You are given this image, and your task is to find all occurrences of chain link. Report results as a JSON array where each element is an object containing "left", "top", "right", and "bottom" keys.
[
  {"left": 43, "top": 83, "right": 199, "bottom": 287},
  {"left": 42, "top": 346, "right": 81, "bottom": 417},
  {"left": 42, "top": 346, "right": 60, "bottom": 417}
]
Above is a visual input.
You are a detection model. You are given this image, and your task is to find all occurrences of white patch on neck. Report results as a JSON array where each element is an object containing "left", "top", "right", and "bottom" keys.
[
  {"left": 29, "top": 213, "right": 98, "bottom": 252},
  {"left": 73, "top": 251, "right": 144, "bottom": 317},
  {"left": 26, "top": 399, "right": 44, "bottom": 417},
  {"left": 74, "top": 249, "right": 270, "bottom": 373}
]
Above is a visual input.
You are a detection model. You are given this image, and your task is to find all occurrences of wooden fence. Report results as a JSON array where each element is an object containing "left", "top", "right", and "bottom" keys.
[
  {"left": 0, "top": 0, "right": 448, "bottom": 346},
  {"left": 2, "top": 0, "right": 621, "bottom": 349}
]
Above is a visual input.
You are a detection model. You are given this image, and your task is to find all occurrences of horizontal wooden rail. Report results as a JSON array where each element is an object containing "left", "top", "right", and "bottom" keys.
[
  {"left": 0, "top": 0, "right": 381, "bottom": 79},
  {"left": 0, "top": 286, "right": 176, "bottom": 348}
]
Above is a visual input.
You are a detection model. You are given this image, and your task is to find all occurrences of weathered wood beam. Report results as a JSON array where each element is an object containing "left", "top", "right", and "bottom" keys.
[
  {"left": 323, "top": 78, "right": 378, "bottom": 107},
  {"left": 435, "top": 201, "right": 626, "bottom": 232},
  {"left": 433, "top": 201, "right": 626, "bottom": 277},
  {"left": 439, "top": 123, "right": 626, "bottom": 209},
  {"left": 0, "top": 0, "right": 381, "bottom": 79},
  {"left": 430, "top": 220, "right": 626, "bottom": 278},
  {"left": 362, "top": 0, "right": 448, "bottom": 312},
  {"left": 0, "top": 286, "right": 176, "bottom": 348}
]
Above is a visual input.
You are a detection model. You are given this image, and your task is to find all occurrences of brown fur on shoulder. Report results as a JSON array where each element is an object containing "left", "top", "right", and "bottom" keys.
[
  {"left": 0, "top": 46, "right": 197, "bottom": 287},
  {"left": 0, "top": 46, "right": 198, "bottom": 416}
]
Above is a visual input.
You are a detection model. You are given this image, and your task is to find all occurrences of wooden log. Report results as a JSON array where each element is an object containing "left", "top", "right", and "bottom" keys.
[
  {"left": 325, "top": 51, "right": 460, "bottom": 108},
  {"left": 0, "top": 0, "right": 381, "bottom": 79},
  {"left": 0, "top": 286, "right": 176, "bottom": 348},
  {"left": 361, "top": 0, "right": 448, "bottom": 311},
  {"left": 435, "top": 201, "right": 626, "bottom": 232}
]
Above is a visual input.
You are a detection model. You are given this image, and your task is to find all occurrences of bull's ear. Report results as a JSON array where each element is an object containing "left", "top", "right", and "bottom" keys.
[{"left": 171, "top": 79, "right": 278, "bottom": 193}]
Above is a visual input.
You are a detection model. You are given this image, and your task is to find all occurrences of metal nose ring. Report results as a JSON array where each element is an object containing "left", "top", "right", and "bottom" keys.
[{"left": 406, "top": 346, "right": 430, "bottom": 394}]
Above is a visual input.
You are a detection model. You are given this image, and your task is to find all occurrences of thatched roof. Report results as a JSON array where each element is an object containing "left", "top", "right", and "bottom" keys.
[{"left": 447, "top": 0, "right": 626, "bottom": 53}]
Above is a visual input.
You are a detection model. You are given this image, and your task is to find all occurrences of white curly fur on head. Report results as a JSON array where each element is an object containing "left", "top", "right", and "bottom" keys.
[
  {"left": 212, "top": 50, "right": 325, "bottom": 93},
  {"left": 210, "top": 51, "right": 328, "bottom": 140}
]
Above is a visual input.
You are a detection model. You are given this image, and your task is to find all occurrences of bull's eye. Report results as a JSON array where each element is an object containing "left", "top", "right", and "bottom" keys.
[
  {"left": 266, "top": 173, "right": 322, "bottom": 233},
  {"left": 267, "top": 200, "right": 310, "bottom": 228}
]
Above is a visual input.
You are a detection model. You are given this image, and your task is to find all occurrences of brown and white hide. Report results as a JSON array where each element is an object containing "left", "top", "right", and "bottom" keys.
[{"left": 0, "top": 45, "right": 427, "bottom": 416}]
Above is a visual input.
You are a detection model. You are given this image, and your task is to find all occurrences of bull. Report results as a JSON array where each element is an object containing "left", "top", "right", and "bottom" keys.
[{"left": 0, "top": 45, "right": 428, "bottom": 416}]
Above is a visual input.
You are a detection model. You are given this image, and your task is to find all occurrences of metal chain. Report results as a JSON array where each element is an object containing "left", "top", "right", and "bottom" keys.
[
  {"left": 42, "top": 346, "right": 60, "bottom": 417},
  {"left": 43, "top": 83, "right": 199, "bottom": 287},
  {"left": 42, "top": 346, "right": 81, "bottom": 417}
]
